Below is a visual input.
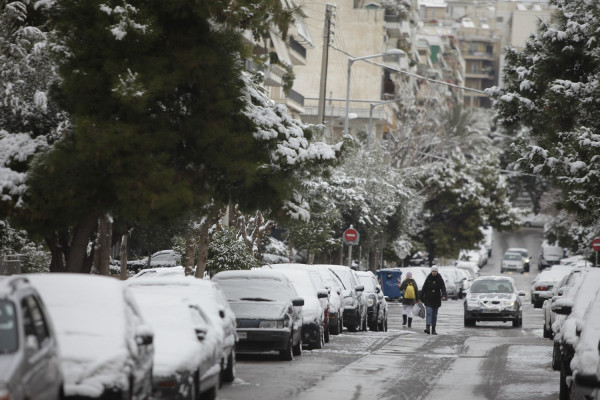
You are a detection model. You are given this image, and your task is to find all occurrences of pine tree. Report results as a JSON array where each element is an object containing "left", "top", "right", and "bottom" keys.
[{"left": 490, "top": 0, "right": 600, "bottom": 225}]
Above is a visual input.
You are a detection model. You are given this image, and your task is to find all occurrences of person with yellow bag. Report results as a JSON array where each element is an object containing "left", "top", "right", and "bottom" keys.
[{"left": 399, "top": 271, "right": 419, "bottom": 328}]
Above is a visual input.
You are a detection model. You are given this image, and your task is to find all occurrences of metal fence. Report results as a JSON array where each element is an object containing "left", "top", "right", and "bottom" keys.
[{"left": 0, "top": 254, "right": 23, "bottom": 275}]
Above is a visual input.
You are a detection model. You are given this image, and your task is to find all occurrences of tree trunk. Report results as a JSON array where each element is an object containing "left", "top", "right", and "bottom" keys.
[
  {"left": 46, "top": 235, "right": 66, "bottom": 273},
  {"left": 195, "top": 220, "right": 209, "bottom": 279},
  {"left": 120, "top": 233, "right": 129, "bottom": 280},
  {"left": 369, "top": 250, "right": 377, "bottom": 273},
  {"left": 65, "top": 213, "right": 99, "bottom": 273},
  {"left": 338, "top": 245, "right": 344, "bottom": 265},
  {"left": 184, "top": 233, "right": 196, "bottom": 276},
  {"left": 94, "top": 215, "right": 112, "bottom": 276},
  {"left": 288, "top": 239, "right": 294, "bottom": 262}
]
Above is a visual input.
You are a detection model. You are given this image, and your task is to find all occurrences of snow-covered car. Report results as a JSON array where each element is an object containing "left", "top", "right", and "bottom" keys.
[
  {"left": 463, "top": 276, "right": 525, "bottom": 327},
  {"left": 127, "top": 280, "right": 221, "bottom": 399},
  {"left": 211, "top": 270, "right": 303, "bottom": 360},
  {"left": 318, "top": 264, "right": 366, "bottom": 332},
  {"left": 539, "top": 242, "right": 566, "bottom": 270},
  {"left": 437, "top": 266, "right": 462, "bottom": 300},
  {"left": 261, "top": 266, "right": 328, "bottom": 349},
  {"left": 551, "top": 268, "right": 600, "bottom": 400},
  {"left": 132, "top": 265, "right": 185, "bottom": 278},
  {"left": 455, "top": 260, "right": 479, "bottom": 280},
  {"left": 0, "top": 276, "right": 64, "bottom": 400},
  {"left": 455, "top": 267, "right": 472, "bottom": 299},
  {"left": 315, "top": 267, "right": 345, "bottom": 335},
  {"left": 127, "top": 250, "right": 182, "bottom": 273},
  {"left": 356, "top": 270, "right": 388, "bottom": 331},
  {"left": 458, "top": 249, "right": 486, "bottom": 269},
  {"left": 531, "top": 265, "right": 575, "bottom": 308},
  {"left": 127, "top": 276, "right": 237, "bottom": 384},
  {"left": 397, "top": 266, "right": 430, "bottom": 290},
  {"left": 570, "top": 288, "right": 600, "bottom": 400},
  {"left": 506, "top": 247, "right": 530, "bottom": 272},
  {"left": 25, "top": 273, "right": 154, "bottom": 399},
  {"left": 519, "top": 212, "right": 552, "bottom": 228},
  {"left": 500, "top": 251, "right": 525, "bottom": 274},
  {"left": 542, "top": 272, "right": 578, "bottom": 339}
]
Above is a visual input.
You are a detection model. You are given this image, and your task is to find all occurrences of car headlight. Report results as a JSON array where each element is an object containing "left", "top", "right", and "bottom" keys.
[
  {"left": 259, "top": 320, "right": 284, "bottom": 329},
  {"left": 344, "top": 296, "right": 357, "bottom": 308},
  {"left": 503, "top": 300, "right": 516, "bottom": 308},
  {"left": 367, "top": 295, "right": 375, "bottom": 307}
]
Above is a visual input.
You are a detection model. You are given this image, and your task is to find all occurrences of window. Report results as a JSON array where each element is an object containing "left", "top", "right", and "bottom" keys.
[
  {"left": 21, "top": 295, "right": 50, "bottom": 348},
  {"left": 0, "top": 300, "right": 18, "bottom": 353}
]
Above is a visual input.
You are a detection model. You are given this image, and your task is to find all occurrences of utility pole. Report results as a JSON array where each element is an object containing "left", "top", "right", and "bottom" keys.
[{"left": 317, "top": 4, "right": 335, "bottom": 125}]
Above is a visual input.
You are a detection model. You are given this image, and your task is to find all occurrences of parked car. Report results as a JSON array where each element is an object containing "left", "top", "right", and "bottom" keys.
[
  {"left": 132, "top": 265, "right": 185, "bottom": 278},
  {"left": 463, "top": 276, "right": 525, "bottom": 327},
  {"left": 570, "top": 288, "right": 600, "bottom": 400},
  {"left": 261, "top": 266, "right": 328, "bottom": 349},
  {"left": 127, "top": 276, "right": 238, "bottom": 384},
  {"left": 25, "top": 273, "right": 154, "bottom": 399},
  {"left": 356, "top": 270, "right": 388, "bottom": 331},
  {"left": 551, "top": 268, "right": 600, "bottom": 400},
  {"left": 0, "top": 276, "right": 64, "bottom": 400},
  {"left": 455, "top": 260, "right": 479, "bottom": 280},
  {"left": 455, "top": 267, "right": 473, "bottom": 299},
  {"left": 531, "top": 265, "right": 575, "bottom": 308},
  {"left": 127, "top": 280, "right": 221, "bottom": 400},
  {"left": 127, "top": 250, "right": 182, "bottom": 273},
  {"left": 539, "top": 242, "right": 566, "bottom": 270},
  {"left": 314, "top": 266, "right": 345, "bottom": 335},
  {"left": 542, "top": 272, "right": 577, "bottom": 339},
  {"left": 437, "top": 266, "right": 462, "bottom": 300},
  {"left": 458, "top": 249, "right": 487, "bottom": 269},
  {"left": 500, "top": 251, "right": 525, "bottom": 274},
  {"left": 397, "top": 267, "right": 430, "bottom": 290},
  {"left": 506, "top": 247, "right": 530, "bottom": 272},
  {"left": 317, "top": 265, "right": 366, "bottom": 332},
  {"left": 520, "top": 212, "right": 552, "bottom": 228},
  {"left": 211, "top": 270, "right": 304, "bottom": 360}
]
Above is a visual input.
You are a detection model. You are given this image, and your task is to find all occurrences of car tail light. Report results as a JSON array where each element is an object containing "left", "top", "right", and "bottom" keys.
[{"left": 535, "top": 285, "right": 547, "bottom": 291}]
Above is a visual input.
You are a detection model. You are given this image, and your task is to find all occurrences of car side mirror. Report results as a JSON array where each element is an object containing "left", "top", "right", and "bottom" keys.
[
  {"left": 195, "top": 328, "right": 206, "bottom": 341},
  {"left": 219, "top": 309, "right": 226, "bottom": 318},
  {"left": 135, "top": 333, "right": 153, "bottom": 346},
  {"left": 292, "top": 298, "right": 305, "bottom": 307},
  {"left": 376, "top": 285, "right": 381, "bottom": 293},
  {"left": 518, "top": 291, "right": 526, "bottom": 297},
  {"left": 355, "top": 285, "right": 364, "bottom": 292},
  {"left": 317, "top": 290, "right": 329, "bottom": 299},
  {"left": 552, "top": 303, "right": 572, "bottom": 315}
]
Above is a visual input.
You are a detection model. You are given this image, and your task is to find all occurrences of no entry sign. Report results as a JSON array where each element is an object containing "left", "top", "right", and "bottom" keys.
[
  {"left": 591, "top": 238, "right": 600, "bottom": 252},
  {"left": 343, "top": 227, "right": 360, "bottom": 245}
]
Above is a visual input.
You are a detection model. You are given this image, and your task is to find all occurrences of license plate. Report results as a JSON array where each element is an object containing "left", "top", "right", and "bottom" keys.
[
  {"left": 481, "top": 308, "right": 498, "bottom": 313},
  {"left": 238, "top": 332, "right": 247, "bottom": 340}
]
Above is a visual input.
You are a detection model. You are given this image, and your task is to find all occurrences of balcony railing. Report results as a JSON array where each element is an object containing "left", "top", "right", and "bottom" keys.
[{"left": 289, "top": 36, "right": 306, "bottom": 59}]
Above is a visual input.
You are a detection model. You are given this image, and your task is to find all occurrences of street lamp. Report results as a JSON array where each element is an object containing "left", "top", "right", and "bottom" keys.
[{"left": 343, "top": 48, "right": 406, "bottom": 139}]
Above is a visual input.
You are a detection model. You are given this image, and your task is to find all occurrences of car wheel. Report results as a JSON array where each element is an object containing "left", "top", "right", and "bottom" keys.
[
  {"left": 543, "top": 324, "right": 552, "bottom": 339},
  {"left": 464, "top": 316, "right": 475, "bottom": 327},
  {"left": 292, "top": 334, "right": 302, "bottom": 357},
  {"left": 314, "top": 325, "right": 324, "bottom": 349},
  {"left": 199, "top": 385, "right": 216, "bottom": 400},
  {"left": 324, "top": 324, "right": 330, "bottom": 343},
  {"left": 559, "top": 370, "right": 569, "bottom": 400},
  {"left": 383, "top": 316, "right": 388, "bottom": 332},
  {"left": 512, "top": 317, "right": 519, "bottom": 327},
  {"left": 330, "top": 316, "right": 341, "bottom": 335},
  {"left": 279, "top": 332, "right": 294, "bottom": 361},
  {"left": 222, "top": 349, "right": 235, "bottom": 383},
  {"left": 552, "top": 341, "right": 561, "bottom": 371},
  {"left": 339, "top": 317, "right": 344, "bottom": 334}
]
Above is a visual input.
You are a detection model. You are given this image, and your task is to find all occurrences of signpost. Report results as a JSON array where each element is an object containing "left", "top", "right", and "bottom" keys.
[
  {"left": 343, "top": 226, "right": 360, "bottom": 268},
  {"left": 591, "top": 238, "right": 600, "bottom": 267}
]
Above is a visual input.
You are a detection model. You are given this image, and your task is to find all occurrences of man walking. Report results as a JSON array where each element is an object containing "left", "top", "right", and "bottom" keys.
[{"left": 420, "top": 266, "right": 447, "bottom": 335}]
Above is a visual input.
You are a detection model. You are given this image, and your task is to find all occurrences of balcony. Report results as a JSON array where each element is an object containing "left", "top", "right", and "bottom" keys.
[
  {"left": 273, "top": 89, "right": 305, "bottom": 114},
  {"left": 288, "top": 36, "right": 307, "bottom": 66},
  {"left": 385, "top": 14, "right": 407, "bottom": 38}
]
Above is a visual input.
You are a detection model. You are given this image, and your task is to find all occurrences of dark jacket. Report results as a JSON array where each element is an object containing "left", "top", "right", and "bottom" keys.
[
  {"left": 420, "top": 272, "right": 447, "bottom": 308},
  {"left": 399, "top": 278, "right": 419, "bottom": 306}
]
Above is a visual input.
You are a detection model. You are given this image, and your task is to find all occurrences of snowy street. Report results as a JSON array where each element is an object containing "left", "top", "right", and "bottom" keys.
[{"left": 218, "top": 229, "right": 559, "bottom": 400}]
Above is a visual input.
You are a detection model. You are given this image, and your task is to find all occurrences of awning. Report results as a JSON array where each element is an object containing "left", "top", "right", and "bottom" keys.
[{"left": 269, "top": 30, "right": 292, "bottom": 65}]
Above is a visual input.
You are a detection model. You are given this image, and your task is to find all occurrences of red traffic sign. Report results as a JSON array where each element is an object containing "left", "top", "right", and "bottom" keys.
[
  {"left": 343, "top": 227, "right": 359, "bottom": 245},
  {"left": 591, "top": 238, "right": 600, "bottom": 251}
]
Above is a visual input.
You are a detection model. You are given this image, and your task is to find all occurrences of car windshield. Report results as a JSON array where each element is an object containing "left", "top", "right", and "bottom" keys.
[
  {"left": 216, "top": 278, "right": 295, "bottom": 302},
  {"left": 503, "top": 253, "right": 522, "bottom": 261},
  {"left": 471, "top": 280, "right": 513, "bottom": 294},
  {"left": 358, "top": 276, "right": 376, "bottom": 292},
  {"left": 0, "top": 300, "right": 18, "bottom": 354}
]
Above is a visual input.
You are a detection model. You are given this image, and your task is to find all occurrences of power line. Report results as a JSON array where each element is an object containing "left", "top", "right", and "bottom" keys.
[{"left": 330, "top": 46, "right": 489, "bottom": 96}]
